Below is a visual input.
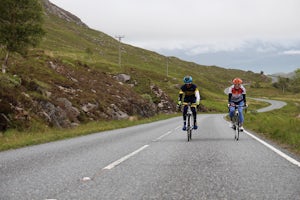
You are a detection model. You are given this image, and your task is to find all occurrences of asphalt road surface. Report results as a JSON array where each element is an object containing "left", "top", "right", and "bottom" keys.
[
  {"left": 0, "top": 102, "right": 299, "bottom": 199},
  {"left": 250, "top": 98, "right": 287, "bottom": 112}
]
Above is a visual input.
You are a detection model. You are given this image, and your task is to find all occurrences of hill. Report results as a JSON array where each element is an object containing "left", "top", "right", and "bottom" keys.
[{"left": 0, "top": 0, "right": 272, "bottom": 132}]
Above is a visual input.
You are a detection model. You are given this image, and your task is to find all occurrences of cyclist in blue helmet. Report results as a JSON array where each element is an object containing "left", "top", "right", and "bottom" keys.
[{"left": 177, "top": 75, "right": 200, "bottom": 130}]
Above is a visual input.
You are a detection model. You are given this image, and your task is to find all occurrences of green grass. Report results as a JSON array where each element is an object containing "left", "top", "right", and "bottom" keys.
[
  {"left": 0, "top": 98, "right": 269, "bottom": 152},
  {"left": 244, "top": 100, "right": 300, "bottom": 155},
  {"left": 0, "top": 113, "right": 178, "bottom": 151},
  {"left": 1, "top": 6, "right": 300, "bottom": 157}
]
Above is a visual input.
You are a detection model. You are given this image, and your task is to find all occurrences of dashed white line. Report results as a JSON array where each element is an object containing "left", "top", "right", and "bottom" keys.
[
  {"left": 152, "top": 131, "right": 172, "bottom": 142},
  {"left": 103, "top": 145, "right": 149, "bottom": 170},
  {"left": 103, "top": 129, "right": 176, "bottom": 170}
]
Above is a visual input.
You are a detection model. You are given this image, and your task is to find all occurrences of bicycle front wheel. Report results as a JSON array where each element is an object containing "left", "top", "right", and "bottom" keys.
[
  {"left": 187, "top": 115, "right": 192, "bottom": 142},
  {"left": 235, "top": 120, "right": 240, "bottom": 141},
  {"left": 187, "top": 128, "right": 192, "bottom": 141}
]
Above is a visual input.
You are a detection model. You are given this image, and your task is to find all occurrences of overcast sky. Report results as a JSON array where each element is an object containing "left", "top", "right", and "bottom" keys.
[{"left": 49, "top": 0, "right": 300, "bottom": 74}]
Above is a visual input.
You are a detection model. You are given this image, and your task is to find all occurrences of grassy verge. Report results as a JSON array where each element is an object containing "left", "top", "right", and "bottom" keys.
[
  {"left": 244, "top": 100, "right": 300, "bottom": 155},
  {"left": 0, "top": 113, "right": 178, "bottom": 152},
  {"left": 0, "top": 98, "right": 270, "bottom": 152}
]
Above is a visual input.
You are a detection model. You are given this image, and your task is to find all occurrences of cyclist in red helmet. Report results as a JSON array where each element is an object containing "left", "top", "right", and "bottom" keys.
[
  {"left": 228, "top": 78, "right": 247, "bottom": 131},
  {"left": 177, "top": 75, "right": 200, "bottom": 130}
]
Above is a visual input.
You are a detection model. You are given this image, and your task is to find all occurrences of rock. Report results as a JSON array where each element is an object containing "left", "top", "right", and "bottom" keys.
[
  {"left": 39, "top": 101, "right": 71, "bottom": 128},
  {"left": 114, "top": 74, "right": 131, "bottom": 83},
  {"left": 82, "top": 103, "right": 98, "bottom": 113},
  {"left": 56, "top": 98, "right": 80, "bottom": 123}
]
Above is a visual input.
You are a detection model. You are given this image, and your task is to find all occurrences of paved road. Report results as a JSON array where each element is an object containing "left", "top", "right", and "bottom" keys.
[
  {"left": 250, "top": 98, "right": 287, "bottom": 112},
  {"left": 1, "top": 113, "right": 299, "bottom": 199}
]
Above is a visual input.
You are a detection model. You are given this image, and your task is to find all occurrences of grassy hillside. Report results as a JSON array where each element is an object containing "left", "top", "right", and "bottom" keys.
[
  {"left": 41, "top": 12, "right": 272, "bottom": 107},
  {"left": 1, "top": 1, "right": 299, "bottom": 155}
]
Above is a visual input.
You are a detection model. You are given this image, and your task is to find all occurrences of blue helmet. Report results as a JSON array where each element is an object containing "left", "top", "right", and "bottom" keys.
[{"left": 183, "top": 76, "right": 192, "bottom": 84}]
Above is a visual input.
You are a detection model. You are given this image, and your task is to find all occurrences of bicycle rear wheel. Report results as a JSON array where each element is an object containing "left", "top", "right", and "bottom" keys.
[
  {"left": 233, "top": 116, "right": 239, "bottom": 141},
  {"left": 235, "top": 120, "right": 240, "bottom": 141},
  {"left": 187, "top": 114, "right": 192, "bottom": 142}
]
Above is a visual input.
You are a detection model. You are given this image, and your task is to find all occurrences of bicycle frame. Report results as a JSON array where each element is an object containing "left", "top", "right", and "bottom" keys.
[
  {"left": 186, "top": 103, "right": 193, "bottom": 142},
  {"left": 229, "top": 104, "right": 246, "bottom": 141},
  {"left": 232, "top": 106, "right": 240, "bottom": 140},
  {"left": 179, "top": 102, "right": 197, "bottom": 142}
]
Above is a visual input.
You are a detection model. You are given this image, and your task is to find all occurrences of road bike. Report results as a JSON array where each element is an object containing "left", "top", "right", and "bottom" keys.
[
  {"left": 177, "top": 102, "right": 197, "bottom": 142},
  {"left": 179, "top": 102, "right": 195, "bottom": 141},
  {"left": 229, "top": 104, "right": 247, "bottom": 141},
  {"left": 185, "top": 103, "right": 193, "bottom": 141}
]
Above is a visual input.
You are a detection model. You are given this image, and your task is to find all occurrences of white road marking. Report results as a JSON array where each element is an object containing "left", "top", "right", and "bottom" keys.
[
  {"left": 152, "top": 131, "right": 172, "bottom": 142},
  {"left": 244, "top": 130, "right": 300, "bottom": 168},
  {"left": 103, "top": 145, "right": 149, "bottom": 170},
  {"left": 223, "top": 115, "right": 300, "bottom": 167},
  {"left": 82, "top": 177, "right": 91, "bottom": 181}
]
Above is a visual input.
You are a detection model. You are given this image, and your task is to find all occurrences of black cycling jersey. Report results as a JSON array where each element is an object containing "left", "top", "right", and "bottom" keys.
[{"left": 178, "top": 83, "right": 199, "bottom": 103}]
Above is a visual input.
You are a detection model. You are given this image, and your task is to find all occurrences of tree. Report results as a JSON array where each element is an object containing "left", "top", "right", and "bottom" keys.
[
  {"left": 274, "top": 77, "right": 290, "bottom": 94},
  {"left": 0, "top": 0, "right": 45, "bottom": 73},
  {"left": 260, "top": 71, "right": 264, "bottom": 75},
  {"left": 290, "top": 68, "right": 300, "bottom": 93}
]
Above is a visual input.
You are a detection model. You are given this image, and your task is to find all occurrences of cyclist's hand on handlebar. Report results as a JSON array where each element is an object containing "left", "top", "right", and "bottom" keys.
[
  {"left": 177, "top": 101, "right": 182, "bottom": 106},
  {"left": 244, "top": 103, "right": 248, "bottom": 113},
  {"left": 176, "top": 101, "right": 182, "bottom": 111}
]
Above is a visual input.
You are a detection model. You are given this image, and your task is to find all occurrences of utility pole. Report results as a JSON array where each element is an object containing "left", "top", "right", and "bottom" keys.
[
  {"left": 115, "top": 35, "right": 124, "bottom": 68},
  {"left": 166, "top": 57, "right": 169, "bottom": 77}
]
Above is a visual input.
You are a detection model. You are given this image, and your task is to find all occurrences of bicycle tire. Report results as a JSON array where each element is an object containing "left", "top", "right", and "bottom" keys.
[
  {"left": 233, "top": 115, "right": 239, "bottom": 141},
  {"left": 187, "top": 114, "right": 193, "bottom": 142},
  {"left": 235, "top": 116, "right": 240, "bottom": 141}
]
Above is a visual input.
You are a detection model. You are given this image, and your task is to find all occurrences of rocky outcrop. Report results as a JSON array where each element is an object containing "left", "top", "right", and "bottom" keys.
[
  {"left": 42, "top": 0, "right": 87, "bottom": 27},
  {"left": 151, "top": 85, "right": 176, "bottom": 113}
]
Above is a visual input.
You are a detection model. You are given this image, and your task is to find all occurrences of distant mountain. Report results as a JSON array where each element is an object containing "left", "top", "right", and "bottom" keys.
[
  {"left": 158, "top": 40, "right": 300, "bottom": 75},
  {"left": 271, "top": 71, "right": 296, "bottom": 78}
]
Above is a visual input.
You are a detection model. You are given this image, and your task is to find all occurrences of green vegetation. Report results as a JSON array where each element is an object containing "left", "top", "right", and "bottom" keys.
[
  {"left": 0, "top": 2, "right": 299, "bottom": 156},
  {"left": 273, "top": 69, "right": 300, "bottom": 93},
  {"left": 245, "top": 97, "right": 300, "bottom": 155},
  {"left": 0, "top": 0, "right": 45, "bottom": 73},
  {"left": 0, "top": 113, "right": 178, "bottom": 151}
]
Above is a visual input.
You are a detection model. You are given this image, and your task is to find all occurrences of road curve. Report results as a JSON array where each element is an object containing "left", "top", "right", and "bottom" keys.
[
  {"left": 250, "top": 97, "right": 287, "bottom": 112},
  {"left": 224, "top": 87, "right": 287, "bottom": 113}
]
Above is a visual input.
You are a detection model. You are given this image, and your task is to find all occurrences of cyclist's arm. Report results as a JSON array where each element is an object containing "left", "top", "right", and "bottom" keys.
[
  {"left": 178, "top": 90, "right": 183, "bottom": 102},
  {"left": 228, "top": 93, "right": 232, "bottom": 103},
  {"left": 195, "top": 89, "right": 200, "bottom": 104},
  {"left": 177, "top": 90, "right": 184, "bottom": 106}
]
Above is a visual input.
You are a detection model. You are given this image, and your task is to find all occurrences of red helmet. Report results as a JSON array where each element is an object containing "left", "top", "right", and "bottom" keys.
[{"left": 232, "top": 78, "right": 243, "bottom": 84}]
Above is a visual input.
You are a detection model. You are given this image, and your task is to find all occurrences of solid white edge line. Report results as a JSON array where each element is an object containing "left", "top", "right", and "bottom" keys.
[
  {"left": 103, "top": 145, "right": 149, "bottom": 170},
  {"left": 244, "top": 130, "right": 300, "bottom": 168}
]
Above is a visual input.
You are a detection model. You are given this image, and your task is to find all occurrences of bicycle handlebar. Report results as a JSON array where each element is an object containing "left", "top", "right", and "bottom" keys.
[{"left": 227, "top": 103, "right": 248, "bottom": 108}]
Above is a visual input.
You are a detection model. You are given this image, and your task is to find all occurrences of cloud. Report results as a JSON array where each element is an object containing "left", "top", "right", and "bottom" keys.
[
  {"left": 281, "top": 50, "right": 300, "bottom": 55},
  {"left": 49, "top": 0, "right": 300, "bottom": 73}
]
